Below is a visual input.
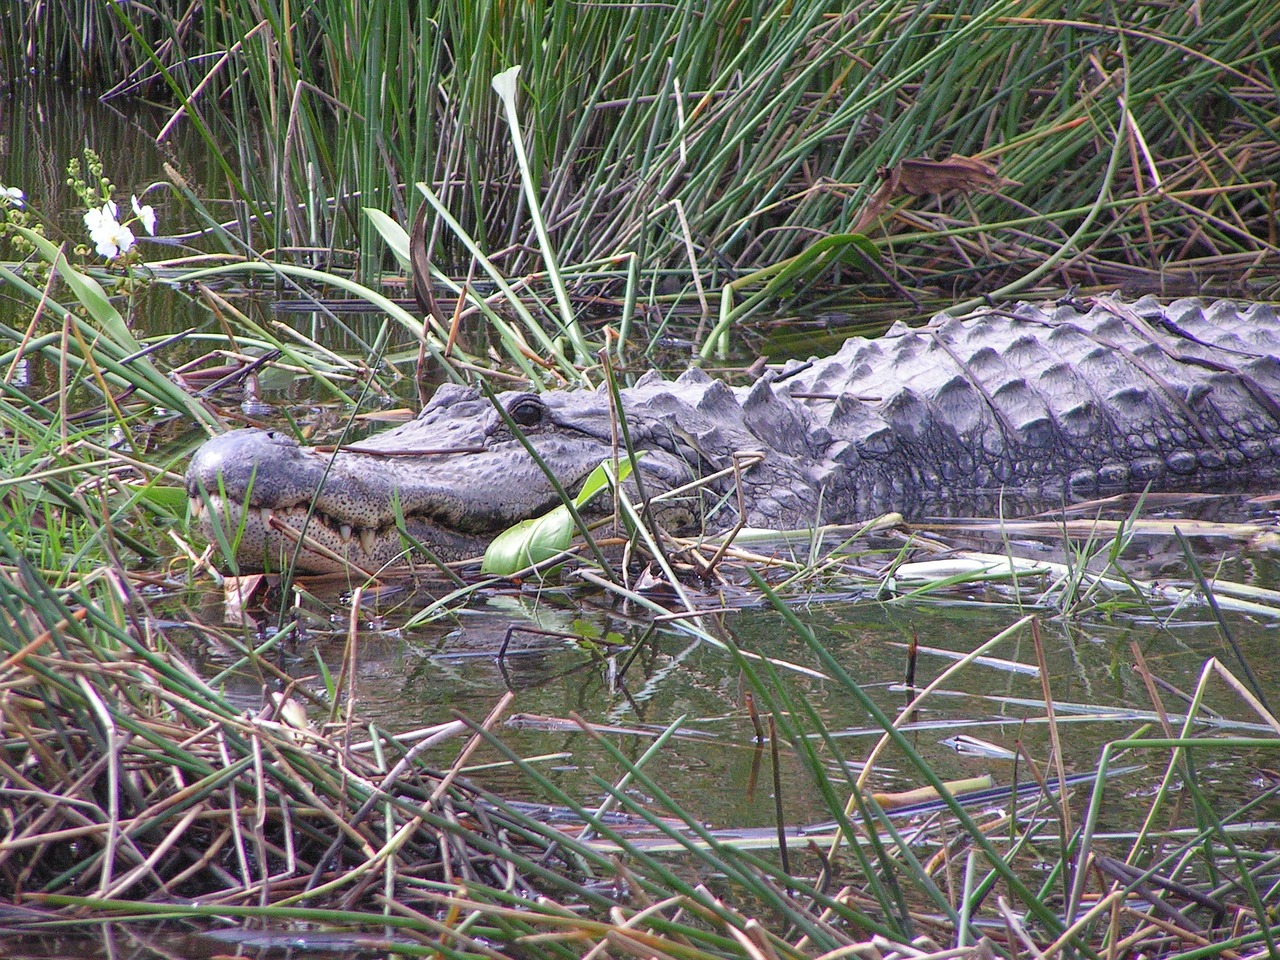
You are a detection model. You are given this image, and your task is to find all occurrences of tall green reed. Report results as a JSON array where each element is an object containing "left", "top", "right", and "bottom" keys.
[{"left": 7, "top": 0, "right": 1275, "bottom": 315}]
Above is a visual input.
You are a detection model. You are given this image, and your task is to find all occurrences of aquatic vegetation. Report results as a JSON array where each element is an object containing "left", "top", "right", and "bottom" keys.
[{"left": 7, "top": 0, "right": 1280, "bottom": 310}]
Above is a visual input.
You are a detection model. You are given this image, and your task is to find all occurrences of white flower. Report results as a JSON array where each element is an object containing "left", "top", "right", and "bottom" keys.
[
  {"left": 84, "top": 200, "right": 135, "bottom": 258},
  {"left": 0, "top": 184, "right": 23, "bottom": 207},
  {"left": 131, "top": 194, "right": 156, "bottom": 235},
  {"left": 92, "top": 220, "right": 136, "bottom": 259},
  {"left": 491, "top": 65, "right": 522, "bottom": 104},
  {"left": 83, "top": 198, "right": 118, "bottom": 233}
]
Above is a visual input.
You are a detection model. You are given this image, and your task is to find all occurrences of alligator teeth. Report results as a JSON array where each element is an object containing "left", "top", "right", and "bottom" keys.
[
  {"left": 339, "top": 523, "right": 353, "bottom": 542},
  {"left": 359, "top": 527, "right": 376, "bottom": 557}
]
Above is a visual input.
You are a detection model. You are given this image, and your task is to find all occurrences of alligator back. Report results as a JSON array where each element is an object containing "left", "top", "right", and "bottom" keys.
[{"left": 773, "top": 297, "right": 1280, "bottom": 519}]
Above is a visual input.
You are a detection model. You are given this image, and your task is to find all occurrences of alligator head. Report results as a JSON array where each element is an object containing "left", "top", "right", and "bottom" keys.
[{"left": 185, "top": 371, "right": 826, "bottom": 573}]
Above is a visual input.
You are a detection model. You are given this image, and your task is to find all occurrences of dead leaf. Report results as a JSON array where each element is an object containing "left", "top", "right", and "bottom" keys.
[
  {"left": 632, "top": 564, "right": 668, "bottom": 592},
  {"left": 224, "top": 574, "right": 265, "bottom": 626},
  {"left": 355, "top": 407, "right": 415, "bottom": 423},
  {"left": 851, "top": 153, "right": 1020, "bottom": 233},
  {"left": 892, "top": 153, "right": 1020, "bottom": 196}
]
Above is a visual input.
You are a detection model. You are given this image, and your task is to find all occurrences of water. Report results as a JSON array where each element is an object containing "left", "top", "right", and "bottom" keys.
[
  {"left": 169, "top": 494, "right": 1280, "bottom": 846},
  {"left": 0, "top": 82, "right": 225, "bottom": 246}
]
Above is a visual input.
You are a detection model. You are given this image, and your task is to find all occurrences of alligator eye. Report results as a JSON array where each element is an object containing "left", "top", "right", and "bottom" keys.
[{"left": 507, "top": 395, "right": 546, "bottom": 428}]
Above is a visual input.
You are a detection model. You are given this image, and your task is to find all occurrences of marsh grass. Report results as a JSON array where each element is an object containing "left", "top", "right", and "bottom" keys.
[
  {"left": 4, "top": 259, "right": 1278, "bottom": 955},
  {"left": 4, "top": 514, "right": 1280, "bottom": 958},
  {"left": 8, "top": 0, "right": 1280, "bottom": 340},
  {"left": 3, "top": 285, "right": 1280, "bottom": 957}
]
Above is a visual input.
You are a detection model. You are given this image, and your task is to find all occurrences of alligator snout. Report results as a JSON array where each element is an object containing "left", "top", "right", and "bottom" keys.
[
  {"left": 183, "top": 417, "right": 620, "bottom": 573},
  {"left": 185, "top": 426, "right": 507, "bottom": 572},
  {"left": 186, "top": 428, "right": 323, "bottom": 508}
]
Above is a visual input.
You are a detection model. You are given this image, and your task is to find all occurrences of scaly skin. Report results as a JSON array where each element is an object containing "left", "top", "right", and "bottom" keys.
[{"left": 187, "top": 296, "right": 1280, "bottom": 573}]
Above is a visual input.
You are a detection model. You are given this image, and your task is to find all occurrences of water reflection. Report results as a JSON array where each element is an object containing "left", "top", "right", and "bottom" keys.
[
  {"left": 0, "top": 80, "right": 220, "bottom": 245},
  {"left": 178, "top": 539, "right": 1280, "bottom": 836}
]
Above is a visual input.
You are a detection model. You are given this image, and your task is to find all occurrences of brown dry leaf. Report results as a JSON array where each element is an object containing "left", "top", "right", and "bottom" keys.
[
  {"left": 892, "top": 153, "right": 1020, "bottom": 196},
  {"left": 223, "top": 574, "right": 265, "bottom": 626},
  {"left": 631, "top": 564, "right": 670, "bottom": 593},
  {"left": 355, "top": 407, "right": 415, "bottom": 423},
  {"left": 852, "top": 153, "right": 1019, "bottom": 233}
]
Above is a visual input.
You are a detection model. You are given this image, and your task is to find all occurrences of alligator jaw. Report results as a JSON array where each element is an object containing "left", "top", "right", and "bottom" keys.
[
  {"left": 187, "top": 490, "right": 491, "bottom": 574},
  {"left": 184, "top": 425, "right": 586, "bottom": 574}
]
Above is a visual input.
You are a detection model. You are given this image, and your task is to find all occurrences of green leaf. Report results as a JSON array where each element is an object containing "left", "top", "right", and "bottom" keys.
[
  {"left": 758, "top": 233, "right": 878, "bottom": 299},
  {"left": 481, "top": 509, "right": 574, "bottom": 574},
  {"left": 572, "top": 618, "right": 602, "bottom": 640},
  {"left": 15, "top": 227, "right": 136, "bottom": 350},
  {"left": 572, "top": 456, "right": 635, "bottom": 508},
  {"left": 481, "top": 456, "right": 638, "bottom": 576},
  {"left": 136, "top": 484, "right": 189, "bottom": 511}
]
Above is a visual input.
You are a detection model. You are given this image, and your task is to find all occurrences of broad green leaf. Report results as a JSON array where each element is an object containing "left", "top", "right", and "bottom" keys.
[
  {"left": 573, "top": 456, "right": 636, "bottom": 508},
  {"left": 481, "top": 455, "right": 638, "bottom": 575},
  {"left": 572, "top": 618, "right": 602, "bottom": 640},
  {"left": 481, "top": 509, "right": 574, "bottom": 574},
  {"left": 15, "top": 227, "right": 137, "bottom": 351}
]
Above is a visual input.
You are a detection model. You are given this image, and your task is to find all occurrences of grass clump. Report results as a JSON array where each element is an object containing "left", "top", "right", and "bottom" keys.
[
  {"left": 0, "top": 546, "right": 606, "bottom": 914},
  {"left": 2, "top": 251, "right": 1279, "bottom": 956},
  {"left": 3, "top": 530, "right": 1280, "bottom": 960}
]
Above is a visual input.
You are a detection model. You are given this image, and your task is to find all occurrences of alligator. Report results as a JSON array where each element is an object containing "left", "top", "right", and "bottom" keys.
[{"left": 186, "top": 296, "right": 1280, "bottom": 574}]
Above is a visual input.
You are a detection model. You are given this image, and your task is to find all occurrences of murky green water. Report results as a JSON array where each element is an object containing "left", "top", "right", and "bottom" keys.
[{"left": 193, "top": 547, "right": 1280, "bottom": 824}]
